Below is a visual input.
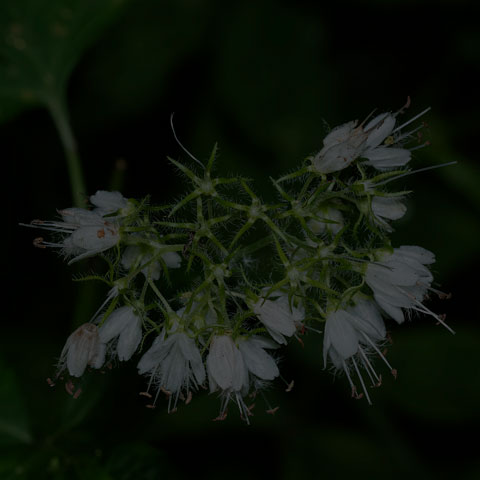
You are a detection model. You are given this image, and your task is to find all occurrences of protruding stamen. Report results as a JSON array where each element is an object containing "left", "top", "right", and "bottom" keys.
[
  {"left": 392, "top": 107, "right": 431, "bottom": 134},
  {"left": 358, "top": 347, "right": 381, "bottom": 387},
  {"left": 351, "top": 356, "right": 372, "bottom": 405},
  {"left": 360, "top": 332, "right": 395, "bottom": 371}
]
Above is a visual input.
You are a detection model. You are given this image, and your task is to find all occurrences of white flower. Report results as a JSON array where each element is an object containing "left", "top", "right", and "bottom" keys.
[
  {"left": 207, "top": 335, "right": 248, "bottom": 394},
  {"left": 58, "top": 323, "right": 105, "bottom": 377},
  {"left": 98, "top": 306, "right": 142, "bottom": 361},
  {"left": 31, "top": 207, "right": 120, "bottom": 263},
  {"left": 370, "top": 196, "right": 406, "bottom": 231},
  {"left": 138, "top": 330, "right": 205, "bottom": 411},
  {"left": 250, "top": 292, "right": 304, "bottom": 345},
  {"left": 206, "top": 335, "right": 279, "bottom": 421},
  {"left": 365, "top": 246, "right": 453, "bottom": 333},
  {"left": 90, "top": 190, "right": 129, "bottom": 216},
  {"left": 312, "top": 121, "right": 367, "bottom": 174},
  {"left": 121, "top": 245, "right": 181, "bottom": 280},
  {"left": 308, "top": 206, "right": 344, "bottom": 236},
  {"left": 360, "top": 107, "right": 431, "bottom": 170},
  {"left": 323, "top": 298, "right": 392, "bottom": 404}
]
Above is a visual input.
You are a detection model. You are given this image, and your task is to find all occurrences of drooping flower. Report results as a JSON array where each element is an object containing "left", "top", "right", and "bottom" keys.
[
  {"left": 250, "top": 291, "right": 304, "bottom": 345},
  {"left": 30, "top": 207, "right": 120, "bottom": 263},
  {"left": 365, "top": 246, "right": 453, "bottom": 333},
  {"left": 323, "top": 298, "right": 393, "bottom": 403},
  {"left": 206, "top": 335, "right": 279, "bottom": 421},
  {"left": 98, "top": 306, "right": 143, "bottom": 361},
  {"left": 58, "top": 323, "right": 105, "bottom": 377},
  {"left": 137, "top": 329, "right": 205, "bottom": 411}
]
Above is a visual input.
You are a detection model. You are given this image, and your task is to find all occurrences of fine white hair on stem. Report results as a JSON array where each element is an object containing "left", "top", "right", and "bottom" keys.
[{"left": 170, "top": 112, "right": 205, "bottom": 170}]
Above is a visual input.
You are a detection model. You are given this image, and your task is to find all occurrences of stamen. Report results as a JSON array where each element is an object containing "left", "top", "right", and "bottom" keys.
[
  {"left": 341, "top": 359, "right": 356, "bottom": 396},
  {"left": 398, "top": 287, "right": 455, "bottom": 334},
  {"left": 373, "top": 161, "right": 457, "bottom": 187},
  {"left": 351, "top": 356, "right": 372, "bottom": 405},
  {"left": 392, "top": 107, "right": 431, "bottom": 133},
  {"left": 358, "top": 347, "right": 381, "bottom": 386},
  {"left": 409, "top": 141, "right": 430, "bottom": 151},
  {"left": 360, "top": 332, "right": 395, "bottom": 372}
]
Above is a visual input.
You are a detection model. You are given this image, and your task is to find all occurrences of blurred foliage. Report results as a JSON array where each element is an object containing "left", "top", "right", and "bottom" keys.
[{"left": 5, "top": 0, "right": 480, "bottom": 479}]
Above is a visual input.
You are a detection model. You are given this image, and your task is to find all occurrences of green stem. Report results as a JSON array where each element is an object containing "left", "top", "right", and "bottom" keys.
[{"left": 46, "top": 93, "right": 86, "bottom": 207}]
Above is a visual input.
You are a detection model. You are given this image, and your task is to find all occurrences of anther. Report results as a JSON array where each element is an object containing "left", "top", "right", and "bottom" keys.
[
  {"left": 266, "top": 407, "right": 280, "bottom": 415},
  {"left": 285, "top": 380, "right": 295, "bottom": 393},
  {"left": 139, "top": 391, "right": 152, "bottom": 398},
  {"left": 33, "top": 237, "right": 46, "bottom": 248}
]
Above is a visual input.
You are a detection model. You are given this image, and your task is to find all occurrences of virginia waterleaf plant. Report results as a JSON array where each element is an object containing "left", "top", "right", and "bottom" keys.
[{"left": 24, "top": 99, "right": 455, "bottom": 423}]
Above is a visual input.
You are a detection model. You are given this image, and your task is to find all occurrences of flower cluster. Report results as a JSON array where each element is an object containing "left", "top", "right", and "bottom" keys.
[{"left": 26, "top": 100, "right": 453, "bottom": 422}]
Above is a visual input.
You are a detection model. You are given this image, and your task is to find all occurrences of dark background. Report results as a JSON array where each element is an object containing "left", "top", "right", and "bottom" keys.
[{"left": 3, "top": 0, "right": 480, "bottom": 478}]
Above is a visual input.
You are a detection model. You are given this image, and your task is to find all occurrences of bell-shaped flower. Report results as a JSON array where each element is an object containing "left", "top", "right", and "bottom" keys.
[
  {"left": 206, "top": 335, "right": 279, "bottom": 421},
  {"left": 250, "top": 291, "right": 304, "bottom": 345},
  {"left": 323, "top": 298, "right": 391, "bottom": 404},
  {"left": 138, "top": 329, "right": 205, "bottom": 411},
  {"left": 58, "top": 323, "right": 105, "bottom": 377},
  {"left": 365, "top": 246, "right": 452, "bottom": 333},
  {"left": 30, "top": 207, "right": 120, "bottom": 263},
  {"left": 98, "top": 306, "right": 142, "bottom": 361}
]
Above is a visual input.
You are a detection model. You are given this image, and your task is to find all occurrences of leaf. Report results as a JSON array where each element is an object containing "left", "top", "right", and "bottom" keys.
[
  {"left": 0, "top": 358, "right": 32, "bottom": 445},
  {"left": 0, "top": 0, "right": 129, "bottom": 122}
]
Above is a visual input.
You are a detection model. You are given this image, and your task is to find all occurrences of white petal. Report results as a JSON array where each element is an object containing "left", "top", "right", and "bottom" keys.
[
  {"left": 116, "top": 316, "right": 142, "bottom": 361},
  {"left": 374, "top": 295, "right": 405, "bottom": 323},
  {"left": 98, "top": 306, "right": 134, "bottom": 343},
  {"left": 349, "top": 299, "right": 386, "bottom": 340},
  {"left": 238, "top": 339, "right": 279, "bottom": 380},
  {"left": 364, "top": 113, "right": 396, "bottom": 149},
  {"left": 322, "top": 121, "right": 358, "bottom": 148},
  {"left": 162, "top": 251, "right": 182, "bottom": 269},
  {"left": 90, "top": 190, "right": 127, "bottom": 214},
  {"left": 313, "top": 141, "right": 362, "bottom": 174},
  {"left": 60, "top": 208, "right": 103, "bottom": 226},
  {"left": 69, "top": 225, "right": 119, "bottom": 252},
  {"left": 206, "top": 336, "right": 237, "bottom": 391},
  {"left": 324, "top": 311, "right": 359, "bottom": 360},
  {"left": 372, "top": 197, "right": 406, "bottom": 221},
  {"left": 397, "top": 245, "right": 435, "bottom": 265},
  {"left": 363, "top": 147, "right": 411, "bottom": 170}
]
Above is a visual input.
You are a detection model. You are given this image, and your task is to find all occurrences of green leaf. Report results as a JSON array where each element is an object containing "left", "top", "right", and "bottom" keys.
[
  {"left": 0, "top": 0, "right": 129, "bottom": 122},
  {"left": 0, "top": 358, "right": 32, "bottom": 445}
]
